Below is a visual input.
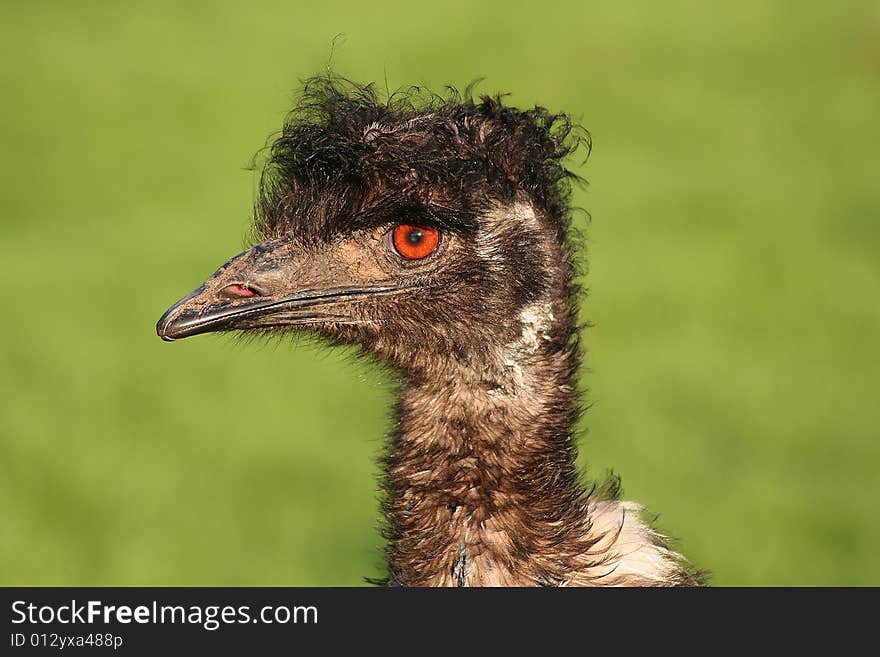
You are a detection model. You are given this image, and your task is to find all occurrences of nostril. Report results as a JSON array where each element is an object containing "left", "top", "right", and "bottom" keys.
[{"left": 219, "top": 283, "right": 259, "bottom": 299}]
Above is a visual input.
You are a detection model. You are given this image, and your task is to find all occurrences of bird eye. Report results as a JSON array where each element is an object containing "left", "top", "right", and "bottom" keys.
[{"left": 391, "top": 224, "right": 440, "bottom": 260}]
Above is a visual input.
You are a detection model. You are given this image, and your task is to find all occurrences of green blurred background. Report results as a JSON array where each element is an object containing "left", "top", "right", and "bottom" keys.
[{"left": 1, "top": 1, "right": 877, "bottom": 586}]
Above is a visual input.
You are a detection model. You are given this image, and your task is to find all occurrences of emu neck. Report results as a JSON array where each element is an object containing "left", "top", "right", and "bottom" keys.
[{"left": 383, "top": 307, "right": 585, "bottom": 586}]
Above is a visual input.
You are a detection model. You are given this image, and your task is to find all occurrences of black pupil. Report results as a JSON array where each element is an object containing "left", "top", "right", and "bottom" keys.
[{"left": 406, "top": 229, "right": 423, "bottom": 245}]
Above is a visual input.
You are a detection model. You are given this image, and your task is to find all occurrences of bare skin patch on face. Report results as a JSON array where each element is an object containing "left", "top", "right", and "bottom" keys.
[
  {"left": 335, "top": 238, "right": 388, "bottom": 281},
  {"left": 474, "top": 201, "right": 548, "bottom": 262},
  {"left": 471, "top": 201, "right": 561, "bottom": 383}
]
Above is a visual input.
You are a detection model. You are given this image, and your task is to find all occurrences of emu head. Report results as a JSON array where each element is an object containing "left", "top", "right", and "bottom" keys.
[{"left": 157, "top": 78, "right": 585, "bottom": 372}]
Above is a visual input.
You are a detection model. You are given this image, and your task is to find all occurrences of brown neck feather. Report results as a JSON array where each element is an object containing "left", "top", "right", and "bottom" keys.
[{"left": 381, "top": 296, "right": 596, "bottom": 586}]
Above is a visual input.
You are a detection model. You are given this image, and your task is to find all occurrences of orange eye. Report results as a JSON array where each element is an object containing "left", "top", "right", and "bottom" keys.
[{"left": 391, "top": 225, "right": 440, "bottom": 259}]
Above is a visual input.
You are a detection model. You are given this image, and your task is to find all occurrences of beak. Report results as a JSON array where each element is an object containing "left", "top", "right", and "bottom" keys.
[{"left": 156, "top": 239, "right": 397, "bottom": 341}]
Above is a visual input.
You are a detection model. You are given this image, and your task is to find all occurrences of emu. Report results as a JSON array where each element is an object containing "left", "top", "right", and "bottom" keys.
[{"left": 157, "top": 76, "right": 701, "bottom": 586}]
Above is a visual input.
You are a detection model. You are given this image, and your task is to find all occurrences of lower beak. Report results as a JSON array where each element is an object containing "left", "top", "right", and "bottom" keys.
[{"left": 156, "top": 284, "right": 397, "bottom": 341}]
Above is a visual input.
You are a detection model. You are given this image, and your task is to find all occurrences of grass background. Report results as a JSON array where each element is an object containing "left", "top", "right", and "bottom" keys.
[{"left": 1, "top": 1, "right": 877, "bottom": 586}]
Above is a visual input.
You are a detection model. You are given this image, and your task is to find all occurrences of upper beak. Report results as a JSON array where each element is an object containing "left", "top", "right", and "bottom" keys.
[{"left": 156, "top": 239, "right": 396, "bottom": 341}]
